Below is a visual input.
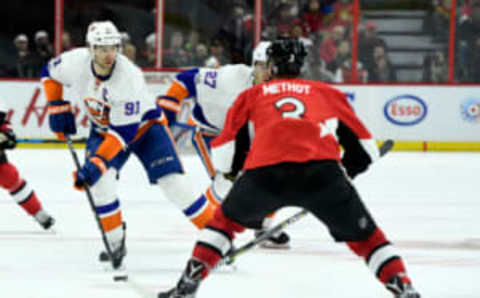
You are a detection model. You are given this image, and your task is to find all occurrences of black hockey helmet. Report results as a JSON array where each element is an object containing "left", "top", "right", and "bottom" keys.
[{"left": 266, "top": 37, "right": 307, "bottom": 77}]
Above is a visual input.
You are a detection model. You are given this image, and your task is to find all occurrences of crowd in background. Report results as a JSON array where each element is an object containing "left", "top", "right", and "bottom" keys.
[
  {"left": 2, "top": 0, "right": 480, "bottom": 83},
  {"left": 455, "top": 0, "right": 480, "bottom": 82},
  {"left": 3, "top": 31, "right": 54, "bottom": 78}
]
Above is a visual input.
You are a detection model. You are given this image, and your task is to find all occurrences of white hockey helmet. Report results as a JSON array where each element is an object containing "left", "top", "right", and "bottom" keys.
[
  {"left": 252, "top": 41, "right": 271, "bottom": 65},
  {"left": 86, "top": 21, "right": 122, "bottom": 47}
]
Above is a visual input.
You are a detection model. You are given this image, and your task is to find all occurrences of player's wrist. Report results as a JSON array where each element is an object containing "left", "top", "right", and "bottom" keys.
[
  {"left": 47, "top": 100, "right": 72, "bottom": 113},
  {"left": 47, "top": 100, "right": 77, "bottom": 137},
  {"left": 75, "top": 155, "right": 107, "bottom": 188},
  {"left": 86, "top": 155, "right": 108, "bottom": 179}
]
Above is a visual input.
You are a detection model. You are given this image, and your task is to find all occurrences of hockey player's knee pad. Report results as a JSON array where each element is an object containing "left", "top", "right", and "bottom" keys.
[
  {"left": 89, "top": 169, "right": 118, "bottom": 206},
  {"left": 156, "top": 173, "right": 198, "bottom": 210},
  {"left": 0, "top": 162, "right": 19, "bottom": 190}
]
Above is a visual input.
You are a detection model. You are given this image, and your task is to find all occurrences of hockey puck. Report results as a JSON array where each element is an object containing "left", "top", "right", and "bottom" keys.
[{"left": 113, "top": 275, "right": 128, "bottom": 282}]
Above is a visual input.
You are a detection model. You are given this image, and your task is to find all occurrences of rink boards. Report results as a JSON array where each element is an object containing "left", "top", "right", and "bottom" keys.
[{"left": 1, "top": 74, "right": 479, "bottom": 151}]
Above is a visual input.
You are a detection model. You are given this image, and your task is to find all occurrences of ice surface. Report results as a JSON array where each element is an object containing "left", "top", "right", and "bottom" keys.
[{"left": 1, "top": 149, "right": 479, "bottom": 298}]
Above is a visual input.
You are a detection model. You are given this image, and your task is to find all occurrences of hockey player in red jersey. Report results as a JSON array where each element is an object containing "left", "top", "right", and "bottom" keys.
[
  {"left": 157, "top": 37, "right": 421, "bottom": 298},
  {"left": 158, "top": 41, "right": 290, "bottom": 249},
  {"left": 0, "top": 107, "right": 55, "bottom": 230}
]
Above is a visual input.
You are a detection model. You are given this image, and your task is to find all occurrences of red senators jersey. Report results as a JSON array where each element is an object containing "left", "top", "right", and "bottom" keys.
[{"left": 211, "top": 78, "right": 379, "bottom": 171}]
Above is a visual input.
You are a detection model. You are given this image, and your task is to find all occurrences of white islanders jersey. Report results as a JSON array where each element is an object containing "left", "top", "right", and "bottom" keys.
[
  {"left": 42, "top": 48, "right": 158, "bottom": 145},
  {"left": 167, "top": 64, "right": 254, "bottom": 131}
]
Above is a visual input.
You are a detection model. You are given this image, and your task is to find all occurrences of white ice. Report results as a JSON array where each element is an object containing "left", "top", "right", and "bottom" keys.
[{"left": 0, "top": 149, "right": 479, "bottom": 298}]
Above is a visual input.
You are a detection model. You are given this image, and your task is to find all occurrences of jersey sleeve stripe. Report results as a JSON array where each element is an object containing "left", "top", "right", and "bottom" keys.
[
  {"left": 166, "top": 81, "right": 190, "bottom": 101},
  {"left": 95, "top": 133, "right": 125, "bottom": 161},
  {"left": 42, "top": 79, "right": 63, "bottom": 101}
]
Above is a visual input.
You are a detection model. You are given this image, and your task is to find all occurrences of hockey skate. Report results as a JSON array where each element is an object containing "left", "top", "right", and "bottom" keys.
[
  {"left": 34, "top": 210, "right": 55, "bottom": 230},
  {"left": 99, "top": 223, "right": 127, "bottom": 269},
  {"left": 158, "top": 259, "right": 203, "bottom": 298},
  {"left": 255, "top": 229, "right": 290, "bottom": 249},
  {"left": 385, "top": 275, "right": 421, "bottom": 298}
]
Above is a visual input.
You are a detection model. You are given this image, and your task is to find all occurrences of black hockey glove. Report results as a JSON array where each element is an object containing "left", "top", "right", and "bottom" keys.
[
  {"left": 0, "top": 129, "right": 16, "bottom": 150},
  {"left": 341, "top": 150, "right": 371, "bottom": 179}
]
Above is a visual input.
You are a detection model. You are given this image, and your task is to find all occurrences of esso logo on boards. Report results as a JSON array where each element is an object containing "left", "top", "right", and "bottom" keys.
[{"left": 384, "top": 95, "right": 427, "bottom": 126}]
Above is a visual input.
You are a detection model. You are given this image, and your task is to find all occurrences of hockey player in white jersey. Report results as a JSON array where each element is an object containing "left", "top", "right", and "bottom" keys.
[
  {"left": 41, "top": 21, "right": 217, "bottom": 268},
  {"left": 158, "top": 41, "right": 290, "bottom": 248}
]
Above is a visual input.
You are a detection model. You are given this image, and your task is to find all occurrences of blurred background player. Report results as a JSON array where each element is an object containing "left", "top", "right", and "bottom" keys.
[
  {"left": 40, "top": 21, "right": 217, "bottom": 269},
  {"left": 157, "top": 38, "right": 421, "bottom": 298},
  {"left": 157, "top": 41, "right": 290, "bottom": 249},
  {"left": 0, "top": 103, "right": 55, "bottom": 230}
]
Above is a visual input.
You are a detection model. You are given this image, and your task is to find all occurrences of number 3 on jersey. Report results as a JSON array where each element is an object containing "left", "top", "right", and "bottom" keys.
[
  {"left": 274, "top": 97, "right": 337, "bottom": 139},
  {"left": 274, "top": 97, "right": 305, "bottom": 119}
]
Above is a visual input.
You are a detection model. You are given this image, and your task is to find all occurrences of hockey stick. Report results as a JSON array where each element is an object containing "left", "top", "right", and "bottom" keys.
[
  {"left": 171, "top": 121, "right": 219, "bottom": 136},
  {"left": 222, "top": 139, "right": 395, "bottom": 265},
  {"left": 113, "top": 275, "right": 156, "bottom": 298},
  {"left": 65, "top": 135, "right": 116, "bottom": 269}
]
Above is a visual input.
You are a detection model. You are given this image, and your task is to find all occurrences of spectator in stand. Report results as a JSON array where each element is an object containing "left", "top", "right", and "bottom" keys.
[
  {"left": 138, "top": 32, "right": 155, "bottom": 67},
  {"left": 291, "top": 20, "right": 314, "bottom": 49},
  {"left": 124, "top": 42, "right": 137, "bottom": 64},
  {"left": 326, "top": 0, "right": 354, "bottom": 29},
  {"left": 310, "top": 56, "right": 336, "bottom": 82},
  {"left": 62, "top": 31, "right": 75, "bottom": 52},
  {"left": 326, "top": 39, "right": 351, "bottom": 74},
  {"left": 34, "top": 30, "right": 53, "bottom": 66},
  {"left": 190, "top": 43, "right": 209, "bottom": 67},
  {"left": 422, "top": 50, "right": 448, "bottom": 82},
  {"left": 184, "top": 31, "right": 200, "bottom": 54},
  {"left": 460, "top": 0, "right": 480, "bottom": 18},
  {"left": 358, "top": 21, "right": 387, "bottom": 72},
  {"left": 217, "top": 1, "right": 252, "bottom": 63},
  {"left": 291, "top": 21, "right": 315, "bottom": 77},
  {"left": 368, "top": 44, "right": 396, "bottom": 82},
  {"left": 272, "top": 3, "right": 298, "bottom": 37},
  {"left": 163, "top": 31, "right": 190, "bottom": 67},
  {"left": 121, "top": 32, "right": 131, "bottom": 45},
  {"left": 334, "top": 59, "right": 368, "bottom": 83},
  {"left": 13, "top": 34, "right": 40, "bottom": 78},
  {"left": 319, "top": 25, "right": 346, "bottom": 65},
  {"left": 456, "top": 4, "right": 480, "bottom": 81},
  {"left": 430, "top": 0, "right": 451, "bottom": 42},
  {"left": 469, "top": 37, "right": 480, "bottom": 82},
  {"left": 206, "top": 38, "right": 229, "bottom": 67},
  {"left": 302, "top": 0, "right": 333, "bottom": 37}
]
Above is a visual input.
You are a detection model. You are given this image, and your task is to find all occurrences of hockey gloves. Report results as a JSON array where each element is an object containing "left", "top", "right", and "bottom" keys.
[
  {"left": 73, "top": 155, "right": 107, "bottom": 190},
  {"left": 0, "top": 123, "right": 16, "bottom": 150},
  {"left": 341, "top": 150, "right": 371, "bottom": 179},
  {"left": 47, "top": 100, "right": 77, "bottom": 141}
]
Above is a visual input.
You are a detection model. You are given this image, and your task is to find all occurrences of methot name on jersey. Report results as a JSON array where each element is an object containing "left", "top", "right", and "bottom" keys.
[{"left": 263, "top": 82, "right": 311, "bottom": 95}]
